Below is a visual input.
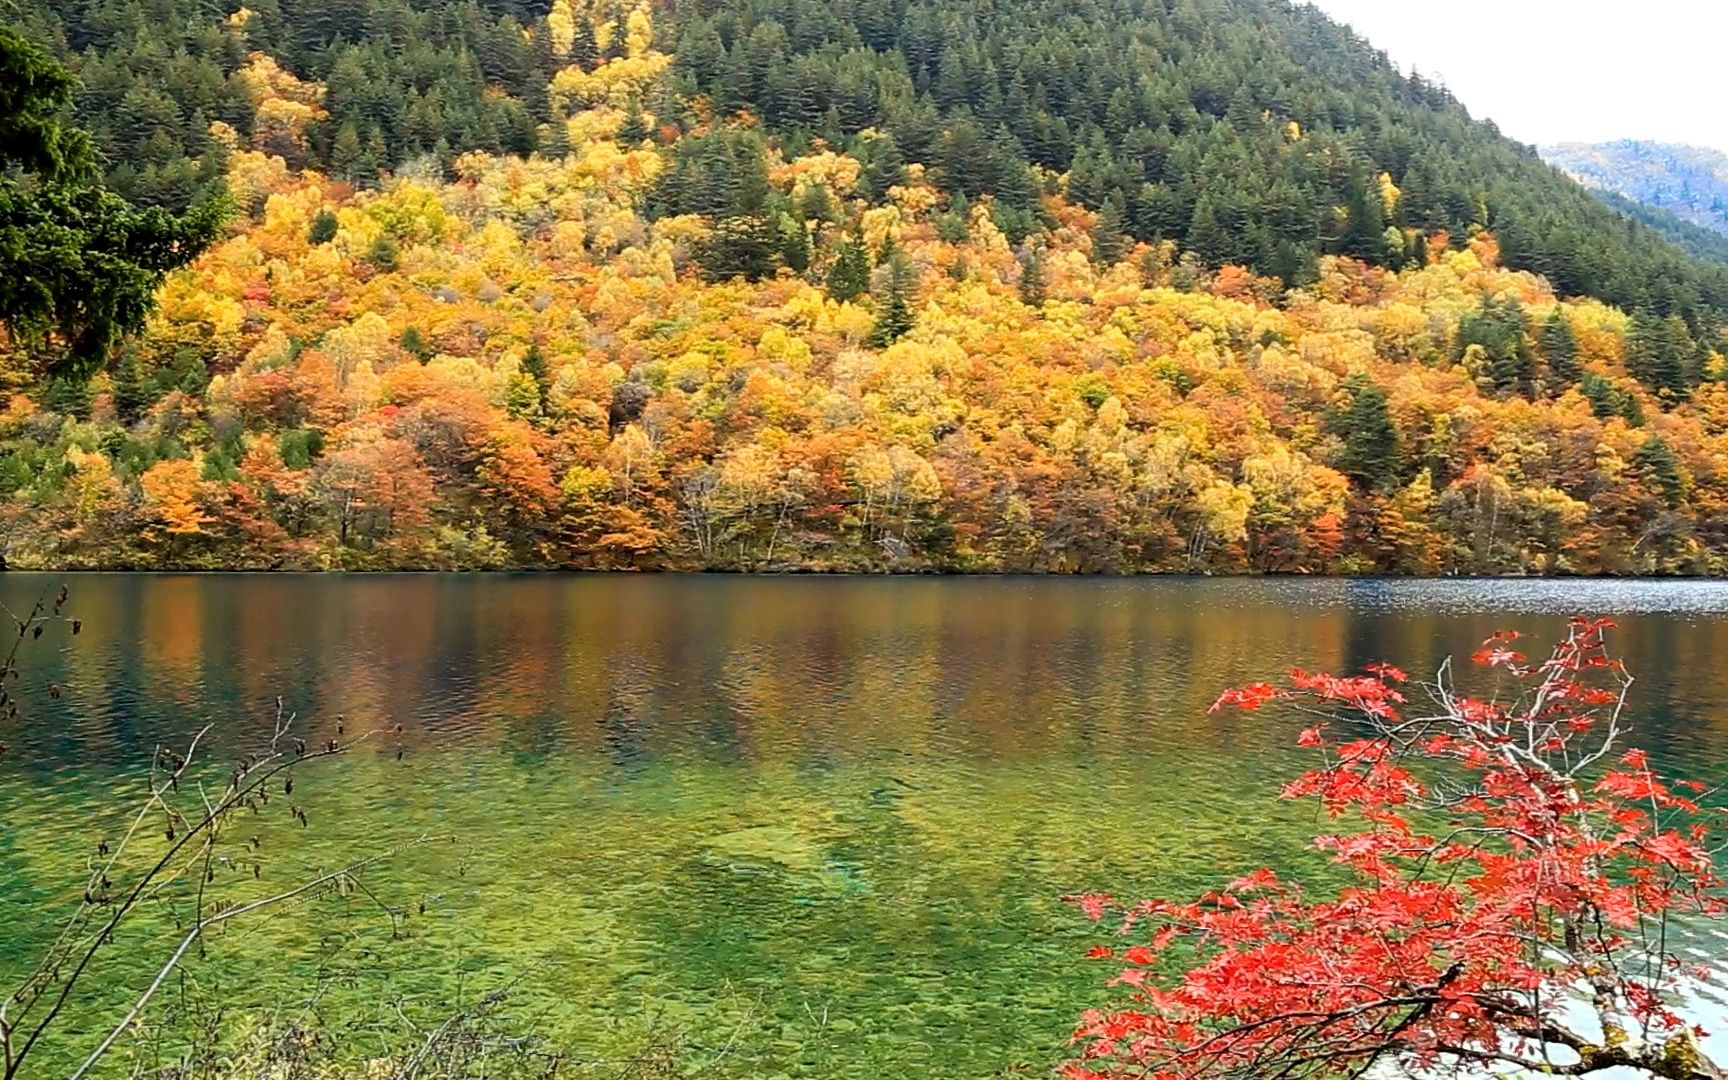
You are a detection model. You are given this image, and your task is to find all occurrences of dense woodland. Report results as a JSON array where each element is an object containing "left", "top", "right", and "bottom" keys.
[
  {"left": 25, "top": 0, "right": 1728, "bottom": 323},
  {"left": 1586, "top": 190, "right": 1728, "bottom": 268},
  {"left": 5, "top": 0, "right": 1728, "bottom": 572}
]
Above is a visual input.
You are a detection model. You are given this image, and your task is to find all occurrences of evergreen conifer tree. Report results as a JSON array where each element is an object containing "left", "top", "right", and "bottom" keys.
[
  {"left": 1018, "top": 243, "right": 1048, "bottom": 308},
  {"left": 0, "top": 21, "right": 223, "bottom": 379},
  {"left": 308, "top": 208, "right": 340, "bottom": 245},
  {"left": 825, "top": 226, "right": 871, "bottom": 303},
  {"left": 1540, "top": 308, "right": 1579, "bottom": 386},
  {"left": 1333, "top": 374, "right": 1400, "bottom": 492},
  {"left": 867, "top": 244, "right": 916, "bottom": 347},
  {"left": 1093, "top": 193, "right": 1130, "bottom": 266}
]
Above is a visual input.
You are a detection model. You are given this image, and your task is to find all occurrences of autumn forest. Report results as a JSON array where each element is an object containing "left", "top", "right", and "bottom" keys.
[
  {"left": 6, "top": 0, "right": 1728, "bottom": 573},
  {"left": 15, "top": 3, "right": 1728, "bottom": 1076}
]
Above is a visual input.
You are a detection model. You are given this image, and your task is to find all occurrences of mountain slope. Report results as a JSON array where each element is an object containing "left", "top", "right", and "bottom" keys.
[
  {"left": 4, "top": 0, "right": 1728, "bottom": 575},
  {"left": 1591, "top": 190, "right": 1728, "bottom": 267},
  {"left": 4, "top": 150, "right": 1724, "bottom": 575},
  {"left": 663, "top": 0, "right": 1728, "bottom": 320},
  {"left": 1544, "top": 140, "right": 1728, "bottom": 239},
  {"left": 16, "top": 0, "right": 1728, "bottom": 337}
]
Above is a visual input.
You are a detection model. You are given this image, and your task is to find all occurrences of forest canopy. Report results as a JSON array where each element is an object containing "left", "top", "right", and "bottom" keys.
[
  {"left": 0, "top": 21, "right": 223, "bottom": 380},
  {"left": 3, "top": 0, "right": 1728, "bottom": 574},
  {"left": 20, "top": 0, "right": 1728, "bottom": 328}
]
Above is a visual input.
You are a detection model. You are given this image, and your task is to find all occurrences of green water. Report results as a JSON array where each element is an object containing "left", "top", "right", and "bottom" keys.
[{"left": 6, "top": 575, "right": 1728, "bottom": 1077}]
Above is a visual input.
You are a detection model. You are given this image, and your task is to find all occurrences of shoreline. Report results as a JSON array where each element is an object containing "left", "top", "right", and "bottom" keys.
[{"left": 4, "top": 567, "right": 1725, "bottom": 580}]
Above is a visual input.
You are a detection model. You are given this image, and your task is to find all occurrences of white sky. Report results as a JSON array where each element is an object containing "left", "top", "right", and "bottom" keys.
[{"left": 1304, "top": 0, "right": 1728, "bottom": 152}]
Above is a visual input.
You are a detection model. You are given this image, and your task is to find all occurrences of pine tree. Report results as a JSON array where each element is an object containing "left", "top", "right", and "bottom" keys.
[
  {"left": 1340, "top": 167, "right": 1390, "bottom": 264},
  {"left": 539, "top": 118, "right": 571, "bottom": 159},
  {"left": 935, "top": 191, "right": 970, "bottom": 243},
  {"left": 399, "top": 326, "right": 434, "bottom": 363},
  {"left": 1578, "top": 374, "right": 1644, "bottom": 425},
  {"left": 43, "top": 374, "right": 92, "bottom": 418},
  {"left": 860, "top": 133, "right": 906, "bottom": 201},
  {"left": 1627, "top": 311, "right": 1692, "bottom": 400},
  {"left": 695, "top": 215, "right": 778, "bottom": 282},
  {"left": 1093, "top": 192, "right": 1129, "bottom": 266},
  {"left": 990, "top": 141, "right": 1039, "bottom": 210},
  {"left": 308, "top": 208, "right": 339, "bottom": 245},
  {"left": 521, "top": 343, "right": 550, "bottom": 399},
  {"left": 1333, "top": 374, "right": 1400, "bottom": 492},
  {"left": 1633, "top": 434, "right": 1685, "bottom": 507},
  {"left": 825, "top": 225, "right": 871, "bottom": 303},
  {"left": 617, "top": 107, "right": 651, "bottom": 144},
  {"left": 0, "top": 22, "right": 222, "bottom": 379},
  {"left": 363, "top": 128, "right": 389, "bottom": 182},
  {"left": 366, "top": 233, "right": 400, "bottom": 272},
  {"left": 867, "top": 245, "right": 916, "bottom": 348},
  {"left": 111, "top": 347, "right": 152, "bottom": 423},
  {"left": 1409, "top": 230, "right": 1430, "bottom": 268},
  {"left": 1224, "top": 86, "right": 1261, "bottom": 136},
  {"left": 1580, "top": 374, "right": 1618, "bottom": 420},
  {"left": 1018, "top": 242, "right": 1048, "bottom": 308},
  {"left": 1268, "top": 239, "right": 1317, "bottom": 288},
  {"left": 777, "top": 210, "right": 812, "bottom": 273},
  {"left": 1064, "top": 133, "right": 1116, "bottom": 207},
  {"left": 1136, "top": 184, "right": 1188, "bottom": 243},
  {"left": 798, "top": 182, "right": 836, "bottom": 228},
  {"left": 1540, "top": 308, "right": 1579, "bottom": 386},
  {"left": 331, "top": 120, "right": 367, "bottom": 181},
  {"left": 1186, "top": 195, "right": 1232, "bottom": 267},
  {"left": 1457, "top": 296, "right": 1533, "bottom": 398},
  {"left": 571, "top": 20, "right": 598, "bottom": 69}
]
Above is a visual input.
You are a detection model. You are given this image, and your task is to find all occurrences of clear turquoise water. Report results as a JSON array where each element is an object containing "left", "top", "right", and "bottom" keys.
[{"left": 6, "top": 575, "right": 1728, "bottom": 1077}]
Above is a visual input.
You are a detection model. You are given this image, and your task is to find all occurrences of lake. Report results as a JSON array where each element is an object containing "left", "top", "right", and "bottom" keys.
[{"left": 6, "top": 574, "right": 1728, "bottom": 1078}]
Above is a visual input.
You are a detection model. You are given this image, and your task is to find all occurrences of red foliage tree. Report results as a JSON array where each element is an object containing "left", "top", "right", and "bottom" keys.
[{"left": 1068, "top": 618, "right": 1727, "bottom": 1080}]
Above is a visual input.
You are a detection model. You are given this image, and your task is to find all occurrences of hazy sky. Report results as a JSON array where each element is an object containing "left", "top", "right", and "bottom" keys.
[{"left": 1305, "top": 0, "right": 1728, "bottom": 152}]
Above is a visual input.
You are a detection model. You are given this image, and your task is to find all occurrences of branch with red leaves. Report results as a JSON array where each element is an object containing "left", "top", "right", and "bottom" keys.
[{"left": 1066, "top": 618, "right": 1727, "bottom": 1080}]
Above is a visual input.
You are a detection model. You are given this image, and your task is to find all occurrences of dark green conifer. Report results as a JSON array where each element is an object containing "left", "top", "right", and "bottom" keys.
[
  {"left": 1018, "top": 243, "right": 1048, "bottom": 308},
  {"left": 308, "top": 208, "right": 339, "bottom": 245},
  {"left": 825, "top": 225, "right": 871, "bottom": 303},
  {"left": 1540, "top": 308, "right": 1579, "bottom": 386},
  {"left": 867, "top": 245, "right": 916, "bottom": 348},
  {"left": 1333, "top": 374, "right": 1400, "bottom": 492}
]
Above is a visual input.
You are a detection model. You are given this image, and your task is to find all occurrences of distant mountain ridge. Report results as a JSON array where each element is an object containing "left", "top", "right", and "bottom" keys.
[
  {"left": 1591, "top": 189, "right": 1728, "bottom": 267},
  {"left": 1543, "top": 140, "right": 1728, "bottom": 238}
]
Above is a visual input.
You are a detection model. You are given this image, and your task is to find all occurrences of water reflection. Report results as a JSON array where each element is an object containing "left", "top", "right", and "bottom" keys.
[
  {"left": 8, "top": 575, "right": 1728, "bottom": 768},
  {"left": 4, "top": 574, "right": 1728, "bottom": 1078}
]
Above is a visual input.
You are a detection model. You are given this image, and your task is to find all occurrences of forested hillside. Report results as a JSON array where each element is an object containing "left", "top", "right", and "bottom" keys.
[
  {"left": 21, "top": 0, "right": 1728, "bottom": 326},
  {"left": 1545, "top": 140, "right": 1728, "bottom": 241},
  {"left": 1590, "top": 191, "right": 1728, "bottom": 267},
  {"left": 4, "top": 0, "right": 1728, "bottom": 573}
]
